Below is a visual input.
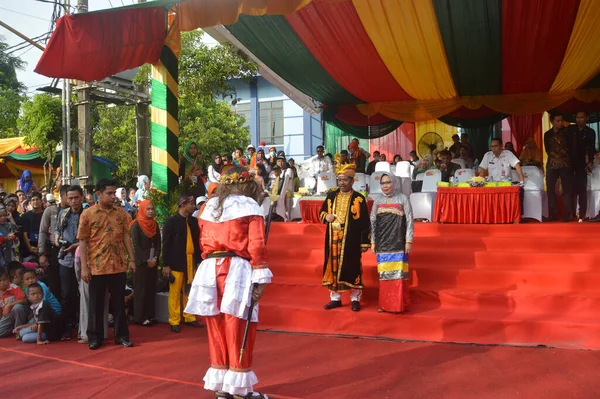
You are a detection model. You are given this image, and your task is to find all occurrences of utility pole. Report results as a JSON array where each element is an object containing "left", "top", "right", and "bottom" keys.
[
  {"left": 76, "top": 0, "right": 92, "bottom": 190},
  {"left": 135, "top": 0, "right": 151, "bottom": 177}
]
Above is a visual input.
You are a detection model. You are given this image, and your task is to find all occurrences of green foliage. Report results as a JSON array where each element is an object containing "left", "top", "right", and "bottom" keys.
[
  {"left": 0, "top": 36, "right": 25, "bottom": 137},
  {"left": 19, "top": 94, "right": 63, "bottom": 163},
  {"left": 179, "top": 30, "right": 258, "bottom": 101},
  {"left": 179, "top": 98, "right": 250, "bottom": 159},
  {"left": 92, "top": 105, "right": 138, "bottom": 187}
]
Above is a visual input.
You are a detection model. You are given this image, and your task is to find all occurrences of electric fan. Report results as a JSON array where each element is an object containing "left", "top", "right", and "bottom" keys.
[{"left": 418, "top": 132, "right": 445, "bottom": 158}]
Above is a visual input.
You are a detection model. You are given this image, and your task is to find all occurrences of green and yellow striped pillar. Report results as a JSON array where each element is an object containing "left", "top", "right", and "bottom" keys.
[{"left": 150, "top": 43, "right": 180, "bottom": 193}]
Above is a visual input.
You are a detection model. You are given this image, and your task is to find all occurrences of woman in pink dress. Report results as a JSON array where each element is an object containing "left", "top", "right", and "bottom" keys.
[{"left": 370, "top": 173, "right": 413, "bottom": 313}]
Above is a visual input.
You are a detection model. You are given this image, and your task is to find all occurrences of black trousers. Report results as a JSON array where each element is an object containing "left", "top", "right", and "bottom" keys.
[
  {"left": 59, "top": 264, "right": 79, "bottom": 335},
  {"left": 572, "top": 169, "right": 588, "bottom": 219},
  {"left": 546, "top": 167, "right": 573, "bottom": 221},
  {"left": 133, "top": 264, "right": 157, "bottom": 323},
  {"left": 46, "top": 246, "right": 61, "bottom": 298},
  {"left": 88, "top": 272, "right": 129, "bottom": 344}
]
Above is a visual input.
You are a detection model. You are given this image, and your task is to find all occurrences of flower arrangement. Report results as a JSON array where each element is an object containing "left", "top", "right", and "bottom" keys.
[{"left": 468, "top": 176, "right": 486, "bottom": 187}]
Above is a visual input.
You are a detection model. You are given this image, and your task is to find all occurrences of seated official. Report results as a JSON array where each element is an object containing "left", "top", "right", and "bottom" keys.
[
  {"left": 478, "top": 138, "right": 525, "bottom": 183},
  {"left": 438, "top": 150, "right": 460, "bottom": 182}
]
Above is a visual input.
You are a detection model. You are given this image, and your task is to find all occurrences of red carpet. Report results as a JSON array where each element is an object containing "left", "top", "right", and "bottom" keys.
[
  {"left": 2, "top": 326, "right": 600, "bottom": 398},
  {"left": 262, "top": 222, "right": 600, "bottom": 349}
]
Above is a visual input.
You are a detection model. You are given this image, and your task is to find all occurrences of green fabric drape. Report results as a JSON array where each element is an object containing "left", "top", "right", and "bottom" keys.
[
  {"left": 464, "top": 123, "right": 498, "bottom": 162},
  {"left": 324, "top": 122, "right": 365, "bottom": 155},
  {"left": 433, "top": 0, "right": 502, "bottom": 96},
  {"left": 322, "top": 107, "right": 402, "bottom": 139},
  {"left": 226, "top": 15, "right": 360, "bottom": 105}
]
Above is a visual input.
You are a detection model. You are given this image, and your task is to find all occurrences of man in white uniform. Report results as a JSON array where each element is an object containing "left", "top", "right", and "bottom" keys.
[
  {"left": 478, "top": 138, "right": 525, "bottom": 183},
  {"left": 310, "top": 145, "right": 333, "bottom": 176}
]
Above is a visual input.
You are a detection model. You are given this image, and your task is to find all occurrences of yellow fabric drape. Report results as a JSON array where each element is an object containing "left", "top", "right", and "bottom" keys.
[
  {"left": 550, "top": 0, "right": 600, "bottom": 92},
  {"left": 0, "top": 137, "right": 32, "bottom": 157},
  {"left": 352, "top": 0, "right": 456, "bottom": 100},
  {"left": 178, "top": 0, "right": 313, "bottom": 31},
  {"left": 356, "top": 88, "right": 600, "bottom": 122},
  {"left": 415, "top": 120, "right": 459, "bottom": 158}
]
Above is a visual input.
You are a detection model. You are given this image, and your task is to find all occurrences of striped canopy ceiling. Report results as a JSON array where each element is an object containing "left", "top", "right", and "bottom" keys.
[{"left": 35, "top": 0, "right": 600, "bottom": 128}]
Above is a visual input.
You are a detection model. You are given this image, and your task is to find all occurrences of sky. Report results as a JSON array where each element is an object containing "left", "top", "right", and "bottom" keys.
[{"left": 0, "top": 0, "right": 218, "bottom": 94}]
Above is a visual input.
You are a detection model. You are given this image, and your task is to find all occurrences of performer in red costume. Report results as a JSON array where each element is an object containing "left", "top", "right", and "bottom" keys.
[{"left": 185, "top": 166, "right": 272, "bottom": 399}]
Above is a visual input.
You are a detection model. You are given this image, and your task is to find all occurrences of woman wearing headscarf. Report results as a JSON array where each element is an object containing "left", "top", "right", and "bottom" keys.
[
  {"left": 133, "top": 175, "right": 150, "bottom": 204},
  {"left": 17, "top": 170, "right": 37, "bottom": 197},
  {"left": 116, "top": 188, "right": 133, "bottom": 215},
  {"left": 131, "top": 200, "right": 161, "bottom": 326},
  {"left": 179, "top": 141, "right": 205, "bottom": 182},
  {"left": 519, "top": 137, "right": 544, "bottom": 172},
  {"left": 207, "top": 153, "right": 222, "bottom": 184},
  {"left": 370, "top": 173, "right": 414, "bottom": 313}
]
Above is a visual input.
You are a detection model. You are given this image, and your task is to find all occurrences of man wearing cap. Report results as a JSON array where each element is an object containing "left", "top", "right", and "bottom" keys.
[
  {"left": 192, "top": 196, "right": 208, "bottom": 218},
  {"left": 319, "top": 163, "right": 371, "bottom": 312},
  {"left": 161, "top": 193, "right": 202, "bottom": 333},
  {"left": 246, "top": 144, "right": 256, "bottom": 165},
  {"left": 0, "top": 188, "right": 7, "bottom": 203}
]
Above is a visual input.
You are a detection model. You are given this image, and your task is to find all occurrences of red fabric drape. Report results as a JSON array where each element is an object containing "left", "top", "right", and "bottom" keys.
[
  {"left": 507, "top": 114, "right": 543, "bottom": 153},
  {"left": 501, "top": 0, "right": 581, "bottom": 94},
  {"left": 300, "top": 199, "right": 373, "bottom": 224},
  {"left": 370, "top": 123, "right": 415, "bottom": 161},
  {"left": 286, "top": 0, "right": 412, "bottom": 102},
  {"left": 335, "top": 106, "right": 392, "bottom": 126},
  {"left": 35, "top": 8, "right": 166, "bottom": 80},
  {"left": 433, "top": 186, "right": 521, "bottom": 224}
]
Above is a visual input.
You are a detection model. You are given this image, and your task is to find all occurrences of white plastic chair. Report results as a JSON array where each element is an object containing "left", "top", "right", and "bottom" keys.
[
  {"left": 394, "top": 161, "right": 412, "bottom": 178},
  {"left": 316, "top": 172, "right": 335, "bottom": 194},
  {"left": 455, "top": 168, "right": 474, "bottom": 183},
  {"left": 587, "top": 166, "right": 600, "bottom": 218},
  {"left": 354, "top": 173, "right": 367, "bottom": 193},
  {"left": 415, "top": 173, "right": 425, "bottom": 181},
  {"left": 394, "top": 162, "right": 412, "bottom": 197},
  {"left": 369, "top": 173, "right": 383, "bottom": 195},
  {"left": 451, "top": 159, "right": 466, "bottom": 169},
  {"left": 522, "top": 166, "right": 548, "bottom": 222},
  {"left": 410, "top": 169, "right": 441, "bottom": 221},
  {"left": 275, "top": 174, "right": 294, "bottom": 221}
]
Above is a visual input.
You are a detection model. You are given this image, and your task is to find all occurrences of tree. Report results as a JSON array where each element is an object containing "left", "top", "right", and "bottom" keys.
[
  {"left": 0, "top": 36, "right": 25, "bottom": 137},
  {"left": 176, "top": 30, "right": 257, "bottom": 157},
  {"left": 18, "top": 94, "right": 63, "bottom": 188},
  {"left": 92, "top": 105, "right": 138, "bottom": 187},
  {"left": 179, "top": 99, "right": 250, "bottom": 160}
]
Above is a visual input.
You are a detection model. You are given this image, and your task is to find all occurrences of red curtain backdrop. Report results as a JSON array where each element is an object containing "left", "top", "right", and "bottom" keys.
[
  {"left": 501, "top": 0, "right": 581, "bottom": 94},
  {"left": 507, "top": 114, "right": 543, "bottom": 154},
  {"left": 370, "top": 123, "right": 415, "bottom": 161},
  {"left": 35, "top": 7, "right": 166, "bottom": 81}
]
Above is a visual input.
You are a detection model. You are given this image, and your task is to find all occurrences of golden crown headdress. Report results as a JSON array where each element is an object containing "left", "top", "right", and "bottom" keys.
[{"left": 220, "top": 170, "right": 251, "bottom": 185}]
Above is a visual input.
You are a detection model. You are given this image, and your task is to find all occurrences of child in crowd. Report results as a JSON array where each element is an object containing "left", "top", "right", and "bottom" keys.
[
  {"left": 7, "top": 261, "right": 26, "bottom": 291},
  {"left": 0, "top": 268, "right": 28, "bottom": 337},
  {"left": 22, "top": 269, "right": 61, "bottom": 315},
  {"left": 13, "top": 283, "right": 61, "bottom": 344}
]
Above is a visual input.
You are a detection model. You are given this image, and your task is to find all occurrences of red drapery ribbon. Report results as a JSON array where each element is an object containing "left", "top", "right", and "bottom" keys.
[{"left": 507, "top": 114, "right": 543, "bottom": 153}]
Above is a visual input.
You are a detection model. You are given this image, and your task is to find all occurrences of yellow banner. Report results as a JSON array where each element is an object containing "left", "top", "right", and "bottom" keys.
[
  {"left": 352, "top": 0, "right": 456, "bottom": 100},
  {"left": 551, "top": 0, "right": 600, "bottom": 92}
]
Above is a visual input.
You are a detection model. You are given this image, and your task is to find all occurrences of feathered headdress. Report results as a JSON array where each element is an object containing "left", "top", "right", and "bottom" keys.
[{"left": 333, "top": 153, "right": 356, "bottom": 178}]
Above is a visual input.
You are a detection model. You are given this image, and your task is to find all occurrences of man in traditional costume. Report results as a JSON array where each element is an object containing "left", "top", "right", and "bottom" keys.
[
  {"left": 320, "top": 163, "right": 371, "bottom": 312},
  {"left": 185, "top": 166, "right": 272, "bottom": 399}
]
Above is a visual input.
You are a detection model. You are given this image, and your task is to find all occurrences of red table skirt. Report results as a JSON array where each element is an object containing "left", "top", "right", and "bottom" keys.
[
  {"left": 433, "top": 186, "right": 521, "bottom": 224},
  {"left": 300, "top": 199, "right": 374, "bottom": 224}
]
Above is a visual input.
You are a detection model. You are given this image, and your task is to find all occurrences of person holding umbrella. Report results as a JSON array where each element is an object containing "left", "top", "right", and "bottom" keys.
[{"left": 185, "top": 166, "right": 272, "bottom": 399}]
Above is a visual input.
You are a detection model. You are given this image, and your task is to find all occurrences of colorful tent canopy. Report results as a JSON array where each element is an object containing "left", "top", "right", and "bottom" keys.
[{"left": 34, "top": 0, "right": 600, "bottom": 129}]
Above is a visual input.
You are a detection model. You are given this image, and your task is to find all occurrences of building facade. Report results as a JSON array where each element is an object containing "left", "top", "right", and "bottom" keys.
[{"left": 229, "top": 76, "right": 323, "bottom": 161}]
